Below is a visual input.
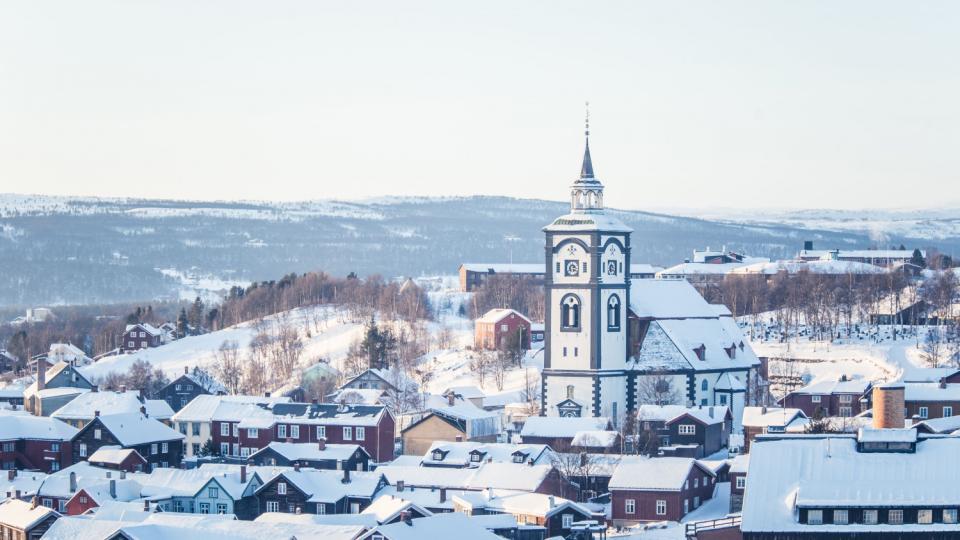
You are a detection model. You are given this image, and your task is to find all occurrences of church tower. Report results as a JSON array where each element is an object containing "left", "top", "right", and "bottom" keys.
[{"left": 541, "top": 112, "right": 633, "bottom": 420}]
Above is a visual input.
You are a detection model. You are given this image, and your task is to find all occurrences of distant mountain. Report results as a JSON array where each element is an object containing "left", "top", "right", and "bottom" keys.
[{"left": 0, "top": 194, "right": 953, "bottom": 307}]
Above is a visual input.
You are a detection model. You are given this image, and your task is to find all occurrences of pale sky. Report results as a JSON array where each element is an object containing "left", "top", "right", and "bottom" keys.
[{"left": 1, "top": 1, "right": 959, "bottom": 210}]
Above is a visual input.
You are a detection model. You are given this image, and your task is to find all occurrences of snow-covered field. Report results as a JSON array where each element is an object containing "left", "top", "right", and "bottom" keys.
[{"left": 81, "top": 306, "right": 365, "bottom": 382}]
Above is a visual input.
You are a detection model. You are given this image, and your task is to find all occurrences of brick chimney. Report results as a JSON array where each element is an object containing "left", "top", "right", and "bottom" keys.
[
  {"left": 873, "top": 383, "right": 906, "bottom": 429},
  {"left": 397, "top": 480, "right": 405, "bottom": 492},
  {"left": 143, "top": 500, "right": 150, "bottom": 511},
  {"left": 318, "top": 438, "right": 326, "bottom": 451},
  {"left": 447, "top": 393, "right": 455, "bottom": 406},
  {"left": 342, "top": 467, "right": 351, "bottom": 484},
  {"left": 240, "top": 465, "right": 247, "bottom": 484}
]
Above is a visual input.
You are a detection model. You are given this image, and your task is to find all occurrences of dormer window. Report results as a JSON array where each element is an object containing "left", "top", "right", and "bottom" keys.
[
  {"left": 432, "top": 450, "right": 445, "bottom": 461},
  {"left": 512, "top": 454, "right": 525, "bottom": 464},
  {"left": 726, "top": 346, "right": 736, "bottom": 359},
  {"left": 694, "top": 345, "right": 706, "bottom": 361},
  {"left": 470, "top": 453, "right": 482, "bottom": 463}
]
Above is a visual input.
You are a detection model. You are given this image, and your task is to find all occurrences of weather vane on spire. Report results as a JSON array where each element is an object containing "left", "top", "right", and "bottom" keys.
[{"left": 585, "top": 101, "right": 590, "bottom": 139}]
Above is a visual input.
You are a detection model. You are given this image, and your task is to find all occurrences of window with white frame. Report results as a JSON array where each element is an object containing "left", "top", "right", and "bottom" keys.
[
  {"left": 220, "top": 442, "right": 230, "bottom": 455},
  {"left": 317, "top": 426, "right": 326, "bottom": 439},
  {"left": 807, "top": 510, "right": 823, "bottom": 524},
  {"left": 888, "top": 509, "right": 903, "bottom": 524},
  {"left": 277, "top": 482, "right": 287, "bottom": 495},
  {"left": 199, "top": 503, "right": 209, "bottom": 514},
  {"left": 278, "top": 424, "right": 287, "bottom": 438},
  {"left": 248, "top": 428, "right": 258, "bottom": 438},
  {"left": 151, "top": 443, "right": 158, "bottom": 455},
  {"left": 317, "top": 504, "right": 326, "bottom": 514},
  {"left": 232, "top": 422, "right": 238, "bottom": 437},
  {"left": 356, "top": 427, "right": 365, "bottom": 440},
  {"left": 217, "top": 503, "right": 227, "bottom": 514},
  {"left": 220, "top": 423, "right": 230, "bottom": 436},
  {"left": 266, "top": 501, "right": 279, "bottom": 513},
  {"left": 501, "top": 324, "right": 508, "bottom": 332},
  {"left": 678, "top": 424, "right": 696, "bottom": 435},
  {"left": 693, "top": 478, "right": 699, "bottom": 488},
  {"left": 94, "top": 429, "right": 101, "bottom": 440},
  {"left": 833, "top": 509, "right": 848, "bottom": 525},
  {"left": 290, "top": 425, "right": 300, "bottom": 439},
  {"left": 625, "top": 499, "right": 635, "bottom": 514},
  {"left": 839, "top": 406, "right": 852, "bottom": 417},
  {"left": 208, "top": 487, "right": 219, "bottom": 498},
  {"left": 811, "top": 395, "right": 822, "bottom": 403},
  {"left": 944, "top": 509, "right": 958, "bottom": 523},
  {"left": 839, "top": 394, "right": 852, "bottom": 403},
  {"left": 918, "top": 509, "right": 933, "bottom": 524},
  {"left": 656, "top": 500, "right": 667, "bottom": 515},
  {"left": 561, "top": 514, "right": 574, "bottom": 528},
  {"left": 944, "top": 406, "right": 954, "bottom": 417},
  {"left": 735, "top": 476, "right": 746, "bottom": 489},
  {"left": 161, "top": 442, "right": 168, "bottom": 453},
  {"left": 343, "top": 427, "right": 353, "bottom": 440},
  {"left": 919, "top": 407, "right": 929, "bottom": 419}
]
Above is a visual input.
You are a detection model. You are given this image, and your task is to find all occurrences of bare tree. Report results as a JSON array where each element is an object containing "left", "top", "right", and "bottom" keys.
[
  {"left": 922, "top": 327, "right": 944, "bottom": 368},
  {"left": 214, "top": 340, "right": 243, "bottom": 394},
  {"left": 636, "top": 372, "right": 682, "bottom": 406},
  {"left": 521, "top": 368, "right": 541, "bottom": 416}
]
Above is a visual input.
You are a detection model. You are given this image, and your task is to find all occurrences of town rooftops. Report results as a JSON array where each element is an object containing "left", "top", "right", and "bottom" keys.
[
  {"left": 170, "top": 394, "right": 292, "bottom": 423},
  {"left": 630, "top": 317, "right": 759, "bottom": 373},
  {"left": 238, "top": 402, "right": 388, "bottom": 429},
  {"left": 789, "top": 377, "right": 871, "bottom": 395},
  {"left": 360, "top": 494, "right": 433, "bottom": 524},
  {"left": 520, "top": 416, "right": 611, "bottom": 439},
  {"left": 363, "top": 509, "right": 503, "bottom": 540},
  {"left": 609, "top": 456, "right": 714, "bottom": 491},
  {"left": 730, "top": 259, "right": 887, "bottom": 275},
  {"left": 476, "top": 308, "right": 531, "bottom": 325},
  {"left": 902, "top": 381, "right": 960, "bottom": 401},
  {"left": 261, "top": 469, "right": 384, "bottom": 503},
  {"left": 421, "top": 441, "right": 552, "bottom": 468},
  {"left": 376, "top": 461, "right": 554, "bottom": 492},
  {"left": 87, "top": 445, "right": 143, "bottom": 466},
  {"left": 742, "top": 435, "right": 960, "bottom": 533},
  {"left": 913, "top": 415, "right": 960, "bottom": 434},
  {"left": 51, "top": 390, "right": 174, "bottom": 422},
  {"left": 0, "top": 409, "right": 78, "bottom": 440},
  {"left": 91, "top": 412, "right": 185, "bottom": 446},
  {"left": 0, "top": 498, "right": 58, "bottom": 530}
]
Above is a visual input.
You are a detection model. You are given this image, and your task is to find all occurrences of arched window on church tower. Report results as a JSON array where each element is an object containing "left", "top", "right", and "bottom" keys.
[
  {"left": 560, "top": 294, "right": 581, "bottom": 331},
  {"left": 607, "top": 295, "right": 621, "bottom": 331}
]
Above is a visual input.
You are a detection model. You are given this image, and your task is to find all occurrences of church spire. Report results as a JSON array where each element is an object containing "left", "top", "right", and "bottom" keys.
[{"left": 580, "top": 102, "right": 594, "bottom": 179}]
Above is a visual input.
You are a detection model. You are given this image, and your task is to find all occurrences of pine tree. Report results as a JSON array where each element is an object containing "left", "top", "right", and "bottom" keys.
[
  {"left": 188, "top": 297, "right": 204, "bottom": 335},
  {"left": 176, "top": 308, "right": 189, "bottom": 338},
  {"left": 911, "top": 249, "right": 926, "bottom": 268}
]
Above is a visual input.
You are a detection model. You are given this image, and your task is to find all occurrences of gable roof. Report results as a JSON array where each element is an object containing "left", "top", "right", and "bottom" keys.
[
  {"left": 25, "top": 361, "right": 94, "bottom": 397},
  {"left": 86, "top": 413, "right": 185, "bottom": 446},
  {"left": 571, "top": 430, "right": 619, "bottom": 448},
  {"left": 421, "top": 441, "right": 552, "bottom": 468},
  {"left": 0, "top": 410, "right": 79, "bottom": 441},
  {"left": 125, "top": 323, "right": 163, "bottom": 337},
  {"left": 375, "top": 461, "right": 554, "bottom": 492},
  {"left": 51, "top": 391, "right": 174, "bottom": 422},
  {"left": 520, "top": 416, "right": 611, "bottom": 439},
  {"left": 476, "top": 309, "right": 531, "bottom": 326},
  {"left": 237, "top": 402, "right": 388, "bottom": 429},
  {"left": 360, "top": 494, "right": 433, "bottom": 524},
  {"left": 260, "top": 470, "right": 383, "bottom": 503},
  {"left": 251, "top": 441, "right": 369, "bottom": 463},
  {"left": 88, "top": 445, "right": 144, "bottom": 466},
  {"left": 363, "top": 510, "right": 503, "bottom": 540},
  {"left": 741, "top": 407, "right": 809, "bottom": 429},
  {"left": 170, "top": 394, "right": 292, "bottom": 423},
  {"left": 789, "top": 378, "right": 871, "bottom": 396},
  {"left": 637, "top": 404, "right": 729, "bottom": 425},
  {"left": 0, "top": 498, "right": 58, "bottom": 530},
  {"left": 609, "top": 457, "right": 713, "bottom": 491},
  {"left": 629, "top": 279, "right": 721, "bottom": 319}
]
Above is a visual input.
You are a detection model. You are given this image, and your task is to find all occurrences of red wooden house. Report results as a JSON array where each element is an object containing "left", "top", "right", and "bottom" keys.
[
  {"left": 609, "top": 457, "right": 717, "bottom": 525},
  {"left": 474, "top": 309, "right": 531, "bottom": 351}
]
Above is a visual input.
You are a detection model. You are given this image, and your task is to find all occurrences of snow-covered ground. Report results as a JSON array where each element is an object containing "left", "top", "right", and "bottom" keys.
[{"left": 81, "top": 306, "right": 365, "bottom": 382}]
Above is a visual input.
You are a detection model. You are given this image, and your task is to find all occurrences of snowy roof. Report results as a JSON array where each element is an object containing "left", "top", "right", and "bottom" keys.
[
  {"left": 251, "top": 441, "right": 367, "bottom": 462},
  {"left": 571, "top": 430, "right": 618, "bottom": 448},
  {"left": 266, "top": 469, "right": 383, "bottom": 503},
  {"left": 520, "top": 416, "right": 610, "bottom": 439},
  {"left": 658, "top": 262, "right": 752, "bottom": 277},
  {"left": 88, "top": 445, "right": 142, "bottom": 465},
  {"left": 856, "top": 427, "right": 917, "bottom": 444},
  {"left": 422, "top": 441, "right": 552, "bottom": 467},
  {"left": 376, "top": 462, "right": 553, "bottom": 492},
  {"left": 0, "top": 409, "right": 78, "bottom": 441},
  {"left": 913, "top": 415, "right": 960, "bottom": 434},
  {"left": 0, "top": 472, "right": 45, "bottom": 503},
  {"left": 443, "top": 385, "right": 486, "bottom": 400},
  {"left": 180, "top": 368, "right": 227, "bottom": 394},
  {"left": 742, "top": 436, "right": 960, "bottom": 533},
  {"left": 901, "top": 367, "right": 960, "bottom": 383},
  {"left": 629, "top": 279, "right": 721, "bottom": 319},
  {"left": 543, "top": 212, "right": 632, "bottom": 233},
  {"left": 93, "top": 412, "right": 185, "bottom": 446},
  {"left": 0, "top": 498, "right": 58, "bottom": 530},
  {"left": 476, "top": 308, "right": 531, "bottom": 325},
  {"left": 609, "top": 457, "right": 713, "bottom": 491},
  {"left": 51, "top": 391, "right": 174, "bottom": 421},
  {"left": 453, "top": 491, "right": 593, "bottom": 519},
  {"left": 902, "top": 382, "right": 960, "bottom": 402},
  {"left": 237, "top": 402, "right": 388, "bottom": 429},
  {"left": 630, "top": 318, "right": 759, "bottom": 373},
  {"left": 789, "top": 378, "right": 871, "bottom": 396},
  {"left": 637, "top": 405, "right": 729, "bottom": 425},
  {"left": 366, "top": 510, "right": 503, "bottom": 540},
  {"left": 730, "top": 259, "right": 887, "bottom": 276},
  {"left": 741, "top": 407, "right": 808, "bottom": 429},
  {"left": 125, "top": 323, "right": 163, "bottom": 337},
  {"left": 134, "top": 465, "right": 260, "bottom": 501},
  {"left": 360, "top": 494, "right": 433, "bottom": 524},
  {"left": 35, "top": 462, "right": 140, "bottom": 500},
  {"left": 729, "top": 454, "right": 750, "bottom": 474},
  {"left": 800, "top": 249, "right": 922, "bottom": 260},
  {"left": 24, "top": 361, "right": 93, "bottom": 397},
  {"left": 328, "top": 388, "right": 386, "bottom": 405},
  {"left": 255, "top": 511, "right": 379, "bottom": 528},
  {"left": 170, "top": 394, "right": 292, "bottom": 423}
]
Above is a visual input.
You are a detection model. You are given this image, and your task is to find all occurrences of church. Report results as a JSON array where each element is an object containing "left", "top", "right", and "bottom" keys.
[{"left": 541, "top": 130, "right": 761, "bottom": 426}]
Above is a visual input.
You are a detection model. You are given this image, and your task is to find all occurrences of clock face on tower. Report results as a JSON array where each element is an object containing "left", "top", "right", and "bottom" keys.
[{"left": 564, "top": 260, "right": 580, "bottom": 277}]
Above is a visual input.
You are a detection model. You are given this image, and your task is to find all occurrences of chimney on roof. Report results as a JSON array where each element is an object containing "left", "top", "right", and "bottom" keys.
[
  {"left": 184, "top": 366, "right": 189, "bottom": 375},
  {"left": 95, "top": 410, "right": 100, "bottom": 417},
  {"left": 140, "top": 405, "right": 147, "bottom": 417},
  {"left": 293, "top": 463, "right": 300, "bottom": 472},
  {"left": 439, "top": 488, "right": 447, "bottom": 503},
  {"left": 447, "top": 393, "right": 455, "bottom": 407},
  {"left": 69, "top": 472, "right": 77, "bottom": 493},
  {"left": 318, "top": 438, "right": 326, "bottom": 451},
  {"left": 109, "top": 479, "right": 116, "bottom": 498},
  {"left": 31, "top": 496, "right": 38, "bottom": 509},
  {"left": 760, "top": 406, "right": 767, "bottom": 415},
  {"left": 7, "top": 470, "right": 15, "bottom": 481},
  {"left": 342, "top": 468, "right": 351, "bottom": 484},
  {"left": 397, "top": 480, "right": 405, "bottom": 492},
  {"left": 401, "top": 510, "right": 412, "bottom": 526},
  {"left": 264, "top": 392, "right": 271, "bottom": 398},
  {"left": 455, "top": 435, "right": 463, "bottom": 443},
  {"left": 487, "top": 486, "right": 493, "bottom": 499},
  {"left": 240, "top": 465, "right": 247, "bottom": 484},
  {"left": 549, "top": 496, "right": 556, "bottom": 509},
  {"left": 143, "top": 500, "right": 150, "bottom": 512},
  {"left": 872, "top": 384, "right": 906, "bottom": 430},
  {"left": 36, "top": 360, "right": 45, "bottom": 392},
  {"left": 940, "top": 378, "right": 948, "bottom": 389}
]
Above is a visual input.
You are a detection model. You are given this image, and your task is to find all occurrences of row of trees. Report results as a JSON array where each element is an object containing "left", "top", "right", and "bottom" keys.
[{"left": 468, "top": 275, "right": 544, "bottom": 321}]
